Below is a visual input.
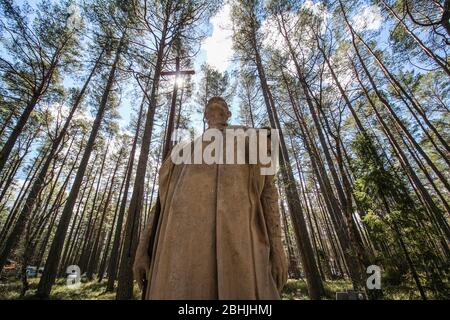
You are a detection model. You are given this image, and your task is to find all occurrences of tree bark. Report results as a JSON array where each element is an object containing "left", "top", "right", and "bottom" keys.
[{"left": 36, "top": 34, "right": 125, "bottom": 299}]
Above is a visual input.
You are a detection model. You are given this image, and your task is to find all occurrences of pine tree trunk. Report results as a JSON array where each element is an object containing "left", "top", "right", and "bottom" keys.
[
  {"left": 97, "top": 173, "right": 126, "bottom": 282},
  {"left": 251, "top": 38, "right": 324, "bottom": 298},
  {"left": 116, "top": 24, "right": 168, "bottom": 300},
  {"left": 106, "top": 89, "right": 146, "bottom": 292},
  {"left": 0, "top": 49, "right": 102, "bottom": 272},
  {"left": 36, "top": 35, "right": 125, "bottom": 299},
  {"left": 86, "top": 148, "right": 123, "bottom": 279}
]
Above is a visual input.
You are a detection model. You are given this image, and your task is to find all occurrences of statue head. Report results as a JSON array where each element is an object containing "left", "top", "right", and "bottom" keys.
[{"left": 204, "top": 97, "right": 231, "bottom": 129}]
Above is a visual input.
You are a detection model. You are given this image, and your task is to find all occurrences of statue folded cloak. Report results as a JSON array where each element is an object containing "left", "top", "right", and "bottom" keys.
[{"left": 142, "top": 127, "right": 285, "bottom": 300}]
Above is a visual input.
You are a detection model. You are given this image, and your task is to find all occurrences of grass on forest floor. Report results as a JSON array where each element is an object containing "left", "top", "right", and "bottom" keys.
[
  {"left": 0, "top": 276, "right": 438, "bottom": 300},
  {"left": 0, "top": 278, "right": 140, "bottom": 300},
  {"left": 282, "top": 278, "right": 352, "bottom": 300},
  {"left": 282, "top": 278, "right": 445, "bottom": 300},
  {"left": 1, "top": 277, "right": 348, "bottom": 300}
]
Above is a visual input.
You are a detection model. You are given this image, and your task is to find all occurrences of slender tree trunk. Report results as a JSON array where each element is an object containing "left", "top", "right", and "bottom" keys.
[
  {"left": 86, "top": 147, "right": 123, "bottom": 279},
  {"left": 97, "top": 170, "right": 126, "bottom": 283},
  {"left": 341, "top": 1, "right": 450, "bottom": 168},
  {"left": 251, "top": 38, "right": 324, "bottom": 298},
  {"left": 0, "top": 95, "right": 40, "bottom": 176},
  {"left": 59, "top": 168, "right": 94, "bottom": 275},
  {"left": 378, "top": 0, "right": 450, "bottom": 76},
  {"left": 382, "top": 196, "right": 427, "bottom": 300},
  {"left": 0, "top": 144, "right": 50, "bottom": 244},
  {"left": 36, "top": 35, "right": 125, "bottom": 299},
  {"left": 0, "top": 49, "right": 102, "bottom": 272},
  {"left": 106, "top": 88, "right": 146, "bottom": 292},
  {"left": 349, "top": 52, "right": 450, "bottom": 243},
  {"left": 116, "top": 24, "right": 168, "bottom": 299},
  {"left": 78, "top": 144, "right": 110, "bottom": 272},
  {"left": 0, "top": 44, "right": 64, "bottom": 177}
]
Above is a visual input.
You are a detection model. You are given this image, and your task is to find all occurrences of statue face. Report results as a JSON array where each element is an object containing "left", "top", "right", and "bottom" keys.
[{"left": 205, "top": 100, "right": 231, "bottom": 127}]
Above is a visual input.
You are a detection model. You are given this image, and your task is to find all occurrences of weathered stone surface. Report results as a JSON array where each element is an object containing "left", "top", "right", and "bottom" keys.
[{"left": 134, "top": 97, "right": 287, "bottom": 300}]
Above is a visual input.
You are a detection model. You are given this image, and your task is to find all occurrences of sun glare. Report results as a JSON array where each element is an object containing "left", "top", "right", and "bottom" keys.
[{"left": 176, "top": 76, "right": 184, "bottom": 87}]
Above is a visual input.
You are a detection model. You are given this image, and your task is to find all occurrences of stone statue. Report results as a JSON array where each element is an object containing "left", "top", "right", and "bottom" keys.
[{"left": 133, "top": 96, "right": 288, "bottom": 299}]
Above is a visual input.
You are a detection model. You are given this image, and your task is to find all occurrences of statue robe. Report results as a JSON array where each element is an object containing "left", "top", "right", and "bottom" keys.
[{"left": 145, "top": 127, "right": 281, "bottom": 300}]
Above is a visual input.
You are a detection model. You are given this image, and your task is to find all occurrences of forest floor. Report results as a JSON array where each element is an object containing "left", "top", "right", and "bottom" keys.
[{"left": 0, "top": 277, "right": 432, "bottom": 300}]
